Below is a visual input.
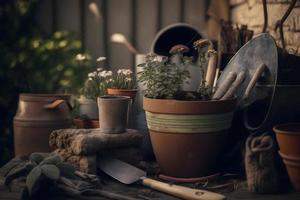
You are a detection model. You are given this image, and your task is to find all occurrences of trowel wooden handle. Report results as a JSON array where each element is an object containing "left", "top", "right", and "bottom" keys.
[
  {"left": 244, "top": 64, "right": 267, "bottom": 99},
  {"left": 206, "top": 50, "right": 218, "bottom": 87},
  {"left": 142, "top": 178, "right": 226, "bottom": 200}
]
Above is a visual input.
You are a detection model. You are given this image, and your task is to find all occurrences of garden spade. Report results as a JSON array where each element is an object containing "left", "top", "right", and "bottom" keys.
[{"left": 98, "top": 157, "right": 226, "bottom": 200}]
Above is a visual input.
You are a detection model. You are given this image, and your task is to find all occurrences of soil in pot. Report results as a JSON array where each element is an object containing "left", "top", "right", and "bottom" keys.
[
  {"left": 143, "top": 97, "right": 236, "bottom": 178},
  {"left": 273, "top": 123, "right": 300, "bottom": 156}
]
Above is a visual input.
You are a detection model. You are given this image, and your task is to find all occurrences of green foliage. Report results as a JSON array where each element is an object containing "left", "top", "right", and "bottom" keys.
[
  {"left": 26, "top": 165, "right": 42, "bottom": 196},
  {"left": 0, "top": 1, "right": 92, "bottom": 94},
  {"left": 138, "top": 54, "right": 190, "bottom": 99},
  {"left": 0, "top": 0, "right": 93, "bottom": 165},
  {"left": 41, "top": 164, "right": 60, "bottom": 181}
]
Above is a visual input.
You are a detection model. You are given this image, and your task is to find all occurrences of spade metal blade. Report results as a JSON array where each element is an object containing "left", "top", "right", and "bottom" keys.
[{"left": 98, "top": 157, "right": 146, "bottom": 185}]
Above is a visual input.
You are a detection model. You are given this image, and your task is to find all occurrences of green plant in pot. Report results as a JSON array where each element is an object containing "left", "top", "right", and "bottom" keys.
[
  {"left": 78, "top": 57, "right": 110, "bottom": 121},
  {"left": 138, "top": 42, "right": 237, "bottom": 178}
]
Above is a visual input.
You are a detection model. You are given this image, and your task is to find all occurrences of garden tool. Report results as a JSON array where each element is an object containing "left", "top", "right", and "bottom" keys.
[{"left": 98, "top": 157, "right": 226, "bottom": 200}]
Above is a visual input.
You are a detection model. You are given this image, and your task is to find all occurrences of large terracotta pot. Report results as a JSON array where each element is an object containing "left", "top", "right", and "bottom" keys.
[
  {"left": 274, "top": 123, "right": 300, "bottom": 191},
  {"left": 273, "top": 123, "right": 300, "bottom": 156},
  {"left": 278, "top": 152, "right": 300, "bottom": 191},
  {"left": 14, "top": 94, "right": 72, "bottom": 156},
  {"left": 143, "top": 97, "right": 236, "bottom": 178}
]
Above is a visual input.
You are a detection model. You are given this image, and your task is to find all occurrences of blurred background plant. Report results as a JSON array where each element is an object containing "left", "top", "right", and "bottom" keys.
[{"left": 0, "top": 0, "right": 93, "bottom": 166}]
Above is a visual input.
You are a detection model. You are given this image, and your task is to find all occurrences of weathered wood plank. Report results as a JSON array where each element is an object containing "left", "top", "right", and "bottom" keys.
[
  {"left": 136, "top": 0, "right": 158, "bottom": 54},
  {"left": 85, "top": 0, "right": 105, "bottom": 63},
  {"left": 56, "top": 0, "right": 81, "bottom": 36},
  {"left": 107, "top": 0, "right": 133, "bottom": 70},
  {"left": 35, "top": 0, "right": 53, "bottom": 34},
  {"left": 184, "top": 0, "right": 207, "bottom": 34},
  {"left": 161, "top": 0, "right": 181, "bottom": 27}
]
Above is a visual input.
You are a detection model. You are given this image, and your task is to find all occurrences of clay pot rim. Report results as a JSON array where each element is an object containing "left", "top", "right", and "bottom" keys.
[
  {"left": 143, "top": 96, "right": 237, "bottom": 114},
  {"left": 279, "top": 151, "right": 300, "bottom": 162},
  {"left": 273, "top": 122, "right": 300, "bottom": 135},
  {"left": 73, "top": 118, "right": 99, "bottom": 123},
  {"left": 19, "top": 93, "right": 71, "bottom": 101},
  {"left": 107, "top": 88, "right": 138, "bottom": 92},
  {"left": 98, "top": 95, "right": 131, "bottom": 101},
  {"left": 143, "top": 96, "right": 236, "bottom": 104},
  {"left": 20, "top": 93, "right": 71, "bottom": 97},
  {"left": 281, "top": 158, "right": 300, "bottom": 167}
]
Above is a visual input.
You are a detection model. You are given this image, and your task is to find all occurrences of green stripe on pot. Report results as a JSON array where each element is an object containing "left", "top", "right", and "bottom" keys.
[{"left": 145, "top": 111, "right": 234, "bottom": 133}]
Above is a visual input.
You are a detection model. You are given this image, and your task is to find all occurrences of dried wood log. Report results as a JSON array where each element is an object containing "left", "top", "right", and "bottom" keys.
[
  {"left": 49, "top": 129, "right": 143, "bottom": 155},
  {"left": 54, "top": 147, "right": 143, "bottom": 174}
]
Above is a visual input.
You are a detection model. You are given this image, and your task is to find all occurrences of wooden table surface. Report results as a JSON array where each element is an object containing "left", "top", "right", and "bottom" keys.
[{"left": 1, "top": 176, "right": 300, "bottom": 200}]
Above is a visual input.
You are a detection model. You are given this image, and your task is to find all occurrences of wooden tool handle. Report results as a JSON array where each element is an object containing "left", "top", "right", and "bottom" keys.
[
  {"left": 213, "top": 71, "right": 237, "bottom": 100},
  {"left": 206, "top": 50, "right": 218, "bottom": 87},
  {"left": 244, "top": 64, "right": 267, "bottom": 99},
  {"left": 221, "top": 71, "right": 246, "bottom": 100},
  {"left": 142, "top": 178, "right": 226, "bottom": 200}
]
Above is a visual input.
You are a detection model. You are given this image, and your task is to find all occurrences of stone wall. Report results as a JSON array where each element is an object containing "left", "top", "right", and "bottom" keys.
[{"left": 230, "top": 0, "right": 300, "bottom": 55}]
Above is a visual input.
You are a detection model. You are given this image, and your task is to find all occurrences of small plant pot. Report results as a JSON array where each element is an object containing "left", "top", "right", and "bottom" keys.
[
  {"left": 97, "top": 96, "right": 131, "bottom": 134},
  {"left": 273, "top": 123, "right": 300, "bottom": 156},
  {"left": 73, "top": 118, "right": 99, "bottom": 129},
  {"left": 78, "top": 97, "right": 98, "bottom": 120},
  {"left": 279, "top": 151, "right": 300, "bottom": 191},
  {"left": 143, "top": 97, "right": 236, "bottom": 178}
]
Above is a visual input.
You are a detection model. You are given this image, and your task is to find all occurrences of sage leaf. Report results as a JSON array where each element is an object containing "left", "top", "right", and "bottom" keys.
[
  {"left": 39, "top": 155, "right": 61, "bottom": 166},
  {"left": 26, "top": 166, "right": 42, "bottom": 196},
  {"left": 41, "top": 164, "right": 60, "bottom": 181}
]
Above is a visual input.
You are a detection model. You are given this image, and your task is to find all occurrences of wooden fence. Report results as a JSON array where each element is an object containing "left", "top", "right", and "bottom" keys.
[{"left": 36, "top": 0, "right": 208, "bottom": 70}]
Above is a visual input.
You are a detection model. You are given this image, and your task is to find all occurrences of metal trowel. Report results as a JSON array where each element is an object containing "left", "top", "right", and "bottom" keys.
[{"left": 98, "top": 157, "right": 226, "bottom": 200}]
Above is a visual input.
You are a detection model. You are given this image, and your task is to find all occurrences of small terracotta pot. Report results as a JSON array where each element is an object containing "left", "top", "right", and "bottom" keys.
[
  {"left": 107, "top": 88, "right": 138, "bottom": 100},
  {"left": 273, "top": 123, "right": 300, "bottom": 156},
  {"left": 279, "top": 151, "right": 300, "bottom": 191},
  {"left": 143, "top": 97, "right": 236, "bottom": 178},
  {"left": 73, "top": 118, "right": 99, "bottom": 129},
  {"left": 98, "top": 96, "right": 131, "bottom": 134}
]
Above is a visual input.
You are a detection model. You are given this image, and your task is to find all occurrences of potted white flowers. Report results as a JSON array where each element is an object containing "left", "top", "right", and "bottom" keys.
[
  {"left": 78, "top": 68, "right": 111, "bottom": 120},
  {"left": 106, "top": 68, "right": 138, "bottom": 100}
]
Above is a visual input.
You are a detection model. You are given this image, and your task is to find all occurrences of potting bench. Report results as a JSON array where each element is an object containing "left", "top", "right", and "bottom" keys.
[{"left": 1, "top": 176, "right": 300, "bottom": 200}]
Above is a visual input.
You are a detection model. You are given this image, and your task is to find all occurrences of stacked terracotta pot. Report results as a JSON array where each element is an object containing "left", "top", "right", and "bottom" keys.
[{"left": 274, "top": 123, "right": 300, "bottom": 191}]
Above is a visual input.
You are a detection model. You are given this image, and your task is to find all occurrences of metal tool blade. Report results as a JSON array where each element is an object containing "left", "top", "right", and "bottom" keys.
[{"left": 98, "top": 157, "right": 146, "bottom": 184}]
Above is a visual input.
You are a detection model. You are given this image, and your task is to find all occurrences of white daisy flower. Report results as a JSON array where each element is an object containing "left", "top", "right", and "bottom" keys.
[
  {"left": 96, "top": 57, "right": 106, "bottom": 62},
  {"left": 76, "top": 54, "right": 86, "bottom": 61}
]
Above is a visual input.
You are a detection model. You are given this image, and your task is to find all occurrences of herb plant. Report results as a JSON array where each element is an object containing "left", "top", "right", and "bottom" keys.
[{"left": 138, "top": 54, "right": 190, "bottom": 99}]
